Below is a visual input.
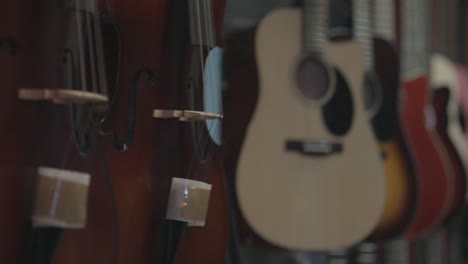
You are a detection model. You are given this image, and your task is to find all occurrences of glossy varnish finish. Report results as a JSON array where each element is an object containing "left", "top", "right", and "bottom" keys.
[
  {"left": 21, "top": 0, "right": 118, "bottom": 263},
  {"left": 369, "top": 38, "right": 416, "bottom": 240},
  {"left": 432, "top": 87, "right": 467, "bottom": 218},
  {"left": 400, "top": 76, "right": 452, "bottom": 239},
  {"left": 0, "top": 1, "right": 46, "bottom": 262},
  {"left": 153, "top": 0, "right": 228, "bottom": 263},
  {"left": 102, "top": 0, "right": 167, "bottom": 262},
  {"left": 232, "top": 8, "right": 385, "bottom": 250},
  {"left": 174, "top": 0, "right": 229, "bottom": 262}
]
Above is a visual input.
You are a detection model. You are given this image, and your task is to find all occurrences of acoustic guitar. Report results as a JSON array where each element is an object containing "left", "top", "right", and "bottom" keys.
[
  {"left": 232, "top": 0, "right": 385, "bottom": 250},
  {"left": 399, "top": 0, "right": 453, "bottom": 239},
  {"left": 19, "top": 0, "right": 123, "bottom": 262},
  {"left": 352, "top": 0, "right": 416, "bottom": 240},
  {"left": 430, "top": 0, "right": 467, "bottom": 220}
]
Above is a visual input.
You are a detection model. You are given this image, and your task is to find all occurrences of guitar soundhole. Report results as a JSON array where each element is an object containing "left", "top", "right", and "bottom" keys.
[
  {"left": 322, "top": 69, "right": 353, "bottom": 136},
  {"left": 296, "top": 57, "right": 330, "bottom": 102}
]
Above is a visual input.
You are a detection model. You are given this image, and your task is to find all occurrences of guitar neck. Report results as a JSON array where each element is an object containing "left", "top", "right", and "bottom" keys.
[
  {"left": 400, "top": 0, "right": 430, "bottom": 79},
  {"left": 374, "top": 0, "right": 396, "bottom": 43},
  {"left": 353, "top": 0, "right": 374, "bottom": 71},
  {"left": 432, "top": 0, "right": 458, "bottom": 59},
  {"left": 303, "top": 0, "right": 328, "bottom": 56}
]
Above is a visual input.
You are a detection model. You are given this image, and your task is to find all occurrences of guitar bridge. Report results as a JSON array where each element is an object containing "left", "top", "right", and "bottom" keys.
[{"left": 286, "top": 139, "right": 343, "bottom": 156}]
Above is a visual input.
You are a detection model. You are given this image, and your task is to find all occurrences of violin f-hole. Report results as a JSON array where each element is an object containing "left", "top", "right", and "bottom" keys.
[
  {"left": 0, "top": 38, "right": 18, "bottom": 55},
  {"left": 112, "top": 68, "right": 156, "bottom": 152}
]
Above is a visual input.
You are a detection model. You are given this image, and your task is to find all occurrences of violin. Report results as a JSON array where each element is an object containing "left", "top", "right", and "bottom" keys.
[
  {"left": 153, "top": 0, "right": 228, "bottom": 263},
  {"left": 19, "top": 0, "right": 123, "bottom": 262},
  {"left": 0, "top": 1, "right": 41, "bottom": 262},
  {"left": 103, "top": 0, "right": 168, "bottom": 262}
]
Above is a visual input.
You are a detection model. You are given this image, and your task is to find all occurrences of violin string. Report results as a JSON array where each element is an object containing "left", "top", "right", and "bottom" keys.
[
  {"left": 76, "top": 0, "right": 88, "bottom": 92},
  {"left": 194, "top": 0, "right": 208, "bottom": 165},
  {"left": 94, "top": 1, "right": 108, "bottom": 97},
  {"left": 199, "top": 0, "right": 218, "bottom": 166},
  {"left": 185, "top": 0, "right": 210, "bottom": 181},
  {"left": 204, "top": 0, "right": 221, "bottom": 163},
  {"left": 85, "top": 3, "right": 99, "bottom": 94},
  {"left": 200, "top": 0, "right": 221, "bottom": 172},
  {"left": 192, "top": 0, "right": 220, "bottom": 181}
]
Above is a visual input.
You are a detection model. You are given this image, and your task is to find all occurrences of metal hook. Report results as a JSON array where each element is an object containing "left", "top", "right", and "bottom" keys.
[
  {"left": 112, "top": 68, "right": 156, "bottom": 152},
  {"left": 0, "top": 38, "right": 18, "bottom": 55}
]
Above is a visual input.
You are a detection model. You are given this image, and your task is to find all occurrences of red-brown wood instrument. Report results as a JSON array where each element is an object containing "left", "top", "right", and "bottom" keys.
[
  {"left": 101, "top": 0, "right": 167, "bottom": 262},
  {"left": 430, "top": 0, "right": 467, "bottom": 221},
  {"left": 0, "top": 1, "right": 45, "bottom": 262},
  {"left": 19, "top": 0, "right": 123, "bottom": 263},
  {"left": 153, "top": 0, "right": 228, "bottom": 263},
  {"left": 399, "top": 0, "right": 454, "bottom": 239}
]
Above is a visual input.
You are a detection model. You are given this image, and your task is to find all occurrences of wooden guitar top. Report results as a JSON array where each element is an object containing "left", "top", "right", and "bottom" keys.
[{"left": 236, "top": 8, "right": 386, "bottom": 251}]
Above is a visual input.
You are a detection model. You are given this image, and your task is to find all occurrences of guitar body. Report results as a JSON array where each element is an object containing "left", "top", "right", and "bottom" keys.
[
  {"left": 224, "top": 27, "right": 274, "bottom": 250},
  {"left": 400, "top": 76, "right": 452, "bottom": 239},
  {"left": 369, "top": 38, "right": 416, "bottom": 240},
  {"left": 456, "top": 65, "right": 468, "bottom": 175},
  {"left": 431, "top": 54, "right": 467, "bottom": 218},
  {"left": 236, "top": 8, "right": 385, "bottom": 250}
]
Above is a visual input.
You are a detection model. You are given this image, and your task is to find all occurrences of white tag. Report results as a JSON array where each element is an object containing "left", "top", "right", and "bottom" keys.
[
  {"left": 32, "top": 167, "right": 91, "bottom": 229},
  {"left": 166, "top": 178, "right": 212, "bottom": 226}
]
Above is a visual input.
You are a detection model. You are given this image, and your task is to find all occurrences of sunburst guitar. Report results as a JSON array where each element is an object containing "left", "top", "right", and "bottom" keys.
[{"left": 352, "top": 0, "right": 416, "bottom": 240}]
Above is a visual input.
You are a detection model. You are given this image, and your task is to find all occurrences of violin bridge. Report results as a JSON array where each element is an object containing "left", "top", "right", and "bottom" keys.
[
  {"left": 18, "top": 89, "right": 108, "bottom": 104},
  {"left": 153, "top": 109, "right": 223, "bottom": 122}
]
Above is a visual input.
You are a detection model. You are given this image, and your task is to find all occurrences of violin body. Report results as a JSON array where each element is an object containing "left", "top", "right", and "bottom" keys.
[
  {"left": 153, "top": 0, "right": 228, "bottom": 263},
  {"left": 0, "top": 1, "right": 46, "bottom": 262},
  {"left": 21, "top": 0, "right": 120, "bottom": 262},
  {"left": 101, "top": 0, "right": 169, "bottom": 262}
]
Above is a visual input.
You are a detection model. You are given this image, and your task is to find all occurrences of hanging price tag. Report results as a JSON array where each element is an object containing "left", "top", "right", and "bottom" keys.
[{"left": 166, "top": 178, "right": 212, "bottom": 226}]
